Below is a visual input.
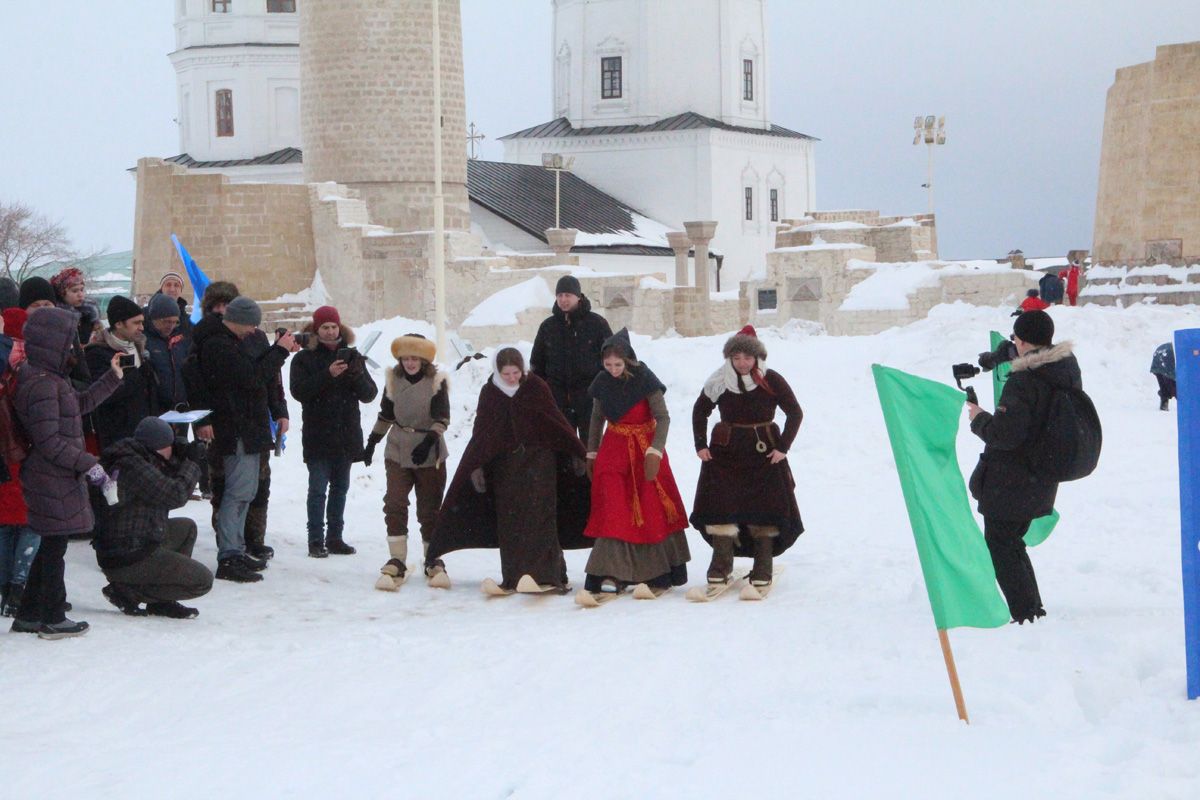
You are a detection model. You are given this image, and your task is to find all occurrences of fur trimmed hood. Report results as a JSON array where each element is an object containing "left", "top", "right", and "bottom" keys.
[
  {"left": 1010, "top": 341, "right": 1073, "bottom": 373},
  {"left": 301, "top": 320, "right": 355, "bottom": 349}
]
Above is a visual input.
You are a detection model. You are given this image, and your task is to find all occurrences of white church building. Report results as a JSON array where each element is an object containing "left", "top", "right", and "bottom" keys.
[{"left": 152, "top": 0, "right": 816, "bottom": 287}]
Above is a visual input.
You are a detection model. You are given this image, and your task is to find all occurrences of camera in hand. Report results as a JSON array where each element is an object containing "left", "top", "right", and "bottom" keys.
[
  {"left": 118, "top": 353, "right": 136, "bottom": 369},
  {"left": 977, "top": 339, "right": 1017, "bottom": 372},
  {"left": 275, "top": 328, "right": 311, "bottom": 348}
]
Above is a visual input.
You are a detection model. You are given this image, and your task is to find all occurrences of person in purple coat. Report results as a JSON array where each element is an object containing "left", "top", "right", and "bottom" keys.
[{"left": 10, "top": 307, "right": 122, "bottom": 639}]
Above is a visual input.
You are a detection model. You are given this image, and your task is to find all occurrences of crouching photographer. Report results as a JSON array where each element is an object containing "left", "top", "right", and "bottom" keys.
[{"left": 93, "top": 417, "right": 213, "bottom": 619}]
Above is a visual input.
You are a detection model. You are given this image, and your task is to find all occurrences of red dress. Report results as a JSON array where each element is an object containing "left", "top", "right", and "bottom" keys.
[{"left": 585, "top": 398, "right": 686, "bottom": 545}]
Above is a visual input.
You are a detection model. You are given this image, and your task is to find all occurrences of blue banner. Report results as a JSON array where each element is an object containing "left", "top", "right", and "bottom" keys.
[
  {"left": 170, "top": 234, "right": 211, "bottom": 324},
  {"left": 1176, "top": 328, "right": 1200, "bottom": 699}
]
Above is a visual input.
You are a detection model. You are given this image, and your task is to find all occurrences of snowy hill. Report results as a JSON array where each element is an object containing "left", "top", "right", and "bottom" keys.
[{"left": 5, "top": 302, "right": 1199, "bottom": 799}]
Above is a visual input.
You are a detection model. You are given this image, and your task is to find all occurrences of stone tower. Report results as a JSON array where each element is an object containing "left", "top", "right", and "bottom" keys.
[{"left": 299, "top": 0, "right": 470, "bottom": 232}]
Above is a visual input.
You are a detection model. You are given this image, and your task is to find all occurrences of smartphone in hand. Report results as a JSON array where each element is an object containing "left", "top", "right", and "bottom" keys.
[{"left": 118, "top": 354, "right": 136, "bottom": 369}]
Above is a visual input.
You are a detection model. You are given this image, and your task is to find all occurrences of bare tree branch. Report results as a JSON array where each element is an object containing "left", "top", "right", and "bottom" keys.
[{"left": 0, "top": 200, "right": 79, "bottom": 284}]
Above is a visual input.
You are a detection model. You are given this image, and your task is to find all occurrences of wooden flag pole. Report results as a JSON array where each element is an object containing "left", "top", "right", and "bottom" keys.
[{"left": 937, "top": 628, "right": 970, "bottom": 724}]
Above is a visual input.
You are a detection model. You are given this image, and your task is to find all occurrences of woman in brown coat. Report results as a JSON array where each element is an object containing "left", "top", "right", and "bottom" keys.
[
  {"left": 12, "top": 307, "right": 121, "bottom": 638},
  {"left": 425, "top": 348, "right": 589, "bottom": 594},
  {"left": 691, "top": 325, "right": 803, "bottom": 591}
]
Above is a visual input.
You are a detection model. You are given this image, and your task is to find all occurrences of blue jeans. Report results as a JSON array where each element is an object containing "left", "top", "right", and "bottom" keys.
[
  {"left": 307, "top": 458, "right": 351, "bottom": 545},
  {"left": 0, "top": 525, "right": 39, "bottom": 586},
  {"left": 215, "top": 442, "right": 261, "bottom": 561}
]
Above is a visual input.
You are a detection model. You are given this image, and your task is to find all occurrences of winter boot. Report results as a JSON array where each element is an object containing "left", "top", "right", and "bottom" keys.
[
  {"left": 308, "top": 542, "right": 328, "bottom": 558},
  {"left": 102, "top": 583, "right": 147, "bottom": 616},
  {"left": 0, "top": 582, "right": 22, "bottom": 618},
  {"left": 216, "top": 556, "right": 264, "bottom": 583},
  {"left": 1161, "top": 398, "right": 1170, "bottom": 411},
  {"left": 705, "top": 527, "right": 737, "bottom": 584},
  {"left": 375, "top": 536, "right": 407, "bottom": 590},
  {"left": 38, "top": 618, "right": 89, "bottom": 640},
  {"left": 146, "top": 601, "right": 200, "bottom": 619},
  {"left": 748, "top": 527, "right": 776, "bottom": 587},
  {"left": 246, "top": 542, "right": 275, "bottom": 561},
  {"left": 10, "top": 617, "right": 40, "bottom": 634},
  {"left": 326, "top": 538, "right": 357, "bottom": 556}
]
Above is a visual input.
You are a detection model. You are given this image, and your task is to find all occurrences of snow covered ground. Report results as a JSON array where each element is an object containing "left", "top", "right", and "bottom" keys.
[{"left": 3, "top": 302, "right": 1199, "bottom": 799}]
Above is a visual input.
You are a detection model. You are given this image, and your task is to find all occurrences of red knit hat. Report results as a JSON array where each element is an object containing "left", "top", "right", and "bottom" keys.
[{"left": 313, "top": 306, "right": 341, "bottom": 328}]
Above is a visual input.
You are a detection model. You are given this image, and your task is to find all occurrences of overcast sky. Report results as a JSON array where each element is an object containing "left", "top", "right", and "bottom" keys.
[{"left": 1, "top": 1, "right": 1197, "bottom": 261}]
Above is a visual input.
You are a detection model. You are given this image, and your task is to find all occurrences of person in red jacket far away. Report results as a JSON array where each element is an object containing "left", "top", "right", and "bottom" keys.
[
  {"left": 1015, "top": 289, "right": 1050, "bottom": 315},
  {"left": 1059, "top": 261, "right": 1082, "bottom": 306}
]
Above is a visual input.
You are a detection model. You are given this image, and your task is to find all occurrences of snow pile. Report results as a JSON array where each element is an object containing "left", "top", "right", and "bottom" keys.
[
  {"left": 267, "top": 270, "right": 332, "bottom": 309},
  {"left": 5, "top": 302, "right": 1200, "bottom": 797},
  {"left": 793, "top": 220, "right": 872, "bottom": 232},
  {"left": 462, "top": 276, "right": 554, "bottom": 327},
  {"left": 841, "top": 259, "right": 1022, "bottom": 311}
]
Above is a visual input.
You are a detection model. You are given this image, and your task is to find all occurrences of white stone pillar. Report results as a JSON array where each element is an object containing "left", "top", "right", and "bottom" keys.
[
  {"left": 684, "top": 221, "right": 718, "bottom": 333},
  {"left": 666, "top": 231, "right": 691, "bottom": 287},
  {"left": 545, "top": 227, "right": 579, "bottom": 261}
]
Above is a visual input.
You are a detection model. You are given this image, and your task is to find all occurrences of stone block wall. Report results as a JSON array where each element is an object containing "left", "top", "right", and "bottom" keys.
[
  {"left": 132, "top": 158, "right": 317, "bottom": 302},
  {"left": 774, "top": 211, "right": 938, "bottom": 263},
  {"left": 1094, "top": 41, "right": 1200, "bottom": 264}
]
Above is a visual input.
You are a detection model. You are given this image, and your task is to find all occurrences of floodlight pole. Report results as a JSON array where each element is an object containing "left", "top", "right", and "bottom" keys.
[
  {"left": 432, "top": 0, "right": 446, "bottom": 359},
  {"left": 555, "top": 169, "right": 562, "bottom": 229},
  {"left": 926, "top": 141, "right": 935, "bottom": 215}
]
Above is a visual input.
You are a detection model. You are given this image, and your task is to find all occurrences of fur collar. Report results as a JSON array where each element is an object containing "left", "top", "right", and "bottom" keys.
[
  {"left": 385, "top": 367, "right": 446, "bottom": 398},
  {"left": 1010, "top": 341, "right": 1073, "bottom": 372},
  {"left": 300, "top": 321, "right": 356, "bottom": 350}
]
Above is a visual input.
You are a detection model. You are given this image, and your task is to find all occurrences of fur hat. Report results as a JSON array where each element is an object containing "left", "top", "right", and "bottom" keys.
[
  {"left": 147, "top": 293, "right": 181, "bottom": 321},
  {"left": 313, "top": 305, "right": 341, "bottom": 329},
  {"left": 201, "top": 281, "right": 240, "bottom": 314},
  {"left": 600, "top": 327, "right": 637, "bottom": 363},
  {"left": 106, "top": 295, "right": 144, "bottom": 327},
  {"left": 391, "top": 333, "right": 436, "bottom": 362},
  {"left": 0, "top": 277, "right": 19, "bottom": 311},
  {"left": 554, "top": 275, "right": 582, "bottom": 297},
  {"left": 723, "top": 324, "right": 767, "bottom": 361},
  {"left": 223, "top": 296, "right": 262, "bottom": 327},
  {"left": 134, "top": 417, "right": 175, "bottom": 451},
  {"left": 18, "top": 277, "right": 56, "bottom": 309},
  {"left": 1013, "top": 309, "right": 1054, "bottom": 347}
]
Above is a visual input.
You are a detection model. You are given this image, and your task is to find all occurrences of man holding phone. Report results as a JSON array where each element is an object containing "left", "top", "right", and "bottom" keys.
[
  {"left": 289, "top": 305, "right": 377, "bottom": 558},
  {"left": 85, "top": 295, "right": 160, "bottom": 451}
]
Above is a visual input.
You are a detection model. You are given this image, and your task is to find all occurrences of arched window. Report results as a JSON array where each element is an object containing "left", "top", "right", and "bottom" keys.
[{"left": 215, "top": 89, "right": 234, "bottom": 137}]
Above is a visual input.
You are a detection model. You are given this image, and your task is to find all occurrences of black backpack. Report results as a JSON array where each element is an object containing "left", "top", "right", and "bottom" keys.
[{"left": 1029, "top": 373, "right": 1102, "bottom": 482}]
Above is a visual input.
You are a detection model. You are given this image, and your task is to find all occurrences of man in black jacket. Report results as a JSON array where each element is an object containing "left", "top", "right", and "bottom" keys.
[
  {"left": 94, "top": 417, "right": 212, "bottom": 619},
  {"left": 194, "top": 296, "right": 297, "bottom": 582},
  {"left": 530, "top": 275, "right": 613, "bottom": 440},
  {"left": 966, "top": 310, "right": 1082, "bottom": 624},
  {"left": 85, "top": 295, "right": 159, "bottom": 451},
  {"left": 289, "top": 305, "right": 378, "bottom": 557}
]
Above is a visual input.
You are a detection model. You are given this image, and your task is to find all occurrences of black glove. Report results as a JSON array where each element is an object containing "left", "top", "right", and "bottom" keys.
[
  {"left": 411, "top": 432, "right": 438, "bottom": 465},
  {"left": 363, "top": 433, "right": 383, "bottom": 467},
  {"left": 184, "top": 439, "right": 208, "bottom": 465}
]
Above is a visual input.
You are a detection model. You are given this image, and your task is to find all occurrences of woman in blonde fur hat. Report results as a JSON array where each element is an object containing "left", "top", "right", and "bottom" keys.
[{"left": 365, "top": 334, "right": 450, "bottom": 589}]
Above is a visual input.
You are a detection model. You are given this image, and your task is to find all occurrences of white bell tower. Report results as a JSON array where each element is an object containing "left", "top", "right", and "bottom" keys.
[
  {"left": 170, "top": 0, "right": 301, "bottom": 163},
  {"left": 552, "top": 0, "right": 769, "bottom": 130}
]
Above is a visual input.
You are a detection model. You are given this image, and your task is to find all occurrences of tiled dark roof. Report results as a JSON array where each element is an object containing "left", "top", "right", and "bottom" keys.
[
  {"left": 467, "top": 160, "right": 670, "bottom": 253},
  {"left": 499, "top": 111, "right": 817, "bottom": 141},
  {"left": 164, "top": 147, "right": 303, "bottom": 169}
]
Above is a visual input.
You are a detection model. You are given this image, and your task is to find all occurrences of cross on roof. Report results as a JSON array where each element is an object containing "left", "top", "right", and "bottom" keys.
[{"left": 467, "top": 122, "right": 486, "bottom": 160}]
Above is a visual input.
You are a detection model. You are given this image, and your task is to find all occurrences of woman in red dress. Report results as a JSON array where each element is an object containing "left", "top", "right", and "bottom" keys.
[{"left": 580, "top": 329, "right": 689, "bottom": 598}]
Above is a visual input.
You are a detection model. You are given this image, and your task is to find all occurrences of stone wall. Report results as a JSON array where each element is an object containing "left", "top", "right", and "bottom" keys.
[
  {"left": 299, "top": 0, "right": 470, "bottom": 233},
  {"left": 774, "top": 211, "right": 938, "bottom": 262},
  {"left": 1094, "top": 42, "right": 1200, "bottom": 264},
  {"left": 131, "top": 158, "right": 317, "bottom": 302}
]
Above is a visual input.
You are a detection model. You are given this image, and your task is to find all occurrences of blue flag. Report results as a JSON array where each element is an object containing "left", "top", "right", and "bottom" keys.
[{"left": 171, "top": 234, "right": 211, "bottom": 324}]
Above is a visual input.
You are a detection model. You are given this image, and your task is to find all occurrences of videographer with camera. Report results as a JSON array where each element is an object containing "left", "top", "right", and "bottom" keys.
[
  {"left": 964, "top": 310, "right": 1085, "bottom": 625},
  {"left": 84, "top": 295, "right": 160, "bottom": 451},
  {"left": 289, "top": 305, "right": 378, "bottom": 558},
  {"left": 93, "top": 417, "right": 213, "bottom": 619}
]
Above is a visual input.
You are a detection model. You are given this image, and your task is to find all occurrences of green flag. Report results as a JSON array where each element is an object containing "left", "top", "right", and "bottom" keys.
[
  {"left": 989, "top": 331, "right": 1059, "bottom": 548},
  {"left": 872, "top": 364, "right": 1010, "bottom": 629}
]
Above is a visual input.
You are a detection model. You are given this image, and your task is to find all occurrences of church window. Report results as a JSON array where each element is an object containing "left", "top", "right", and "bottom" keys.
[
  {"left": 743, "top": 60, "right": 754, "bottom": 101},
  {"left": 770, "top": 189, "right": 779, "bottom": 222},
  {"left": 211, "top": 0, "right": 230, "bottom": 12},
  {"left": 745, "top": 187, "right": 754, "bottom": 221},
  {"left": 601, "top": 57, "right": 623, "bottom": 99},
  {"left": 216, "top": 89, "right": 234, "bottom": 137},
  {"left": 267, "top": 0, "right": 296, "bottom": 11}
]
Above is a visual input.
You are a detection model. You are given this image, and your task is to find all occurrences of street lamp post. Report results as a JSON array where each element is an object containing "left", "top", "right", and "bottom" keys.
[
  {"left": 912, "top": 115, "right": 946, "bottom": 215},
  {"left": 542, "top": 153, "right": 575, "bottom": 229}
]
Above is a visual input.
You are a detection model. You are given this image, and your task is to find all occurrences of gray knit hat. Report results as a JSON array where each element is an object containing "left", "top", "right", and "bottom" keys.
[
  {"left": 134, "top": 417, "right": 176, "bottom": 451},
  {"left": 147, "top": 293, "right": 181, "bottom": 321},
  {"left": 223, "top": 296, "right": 262, "bottom": 327}
]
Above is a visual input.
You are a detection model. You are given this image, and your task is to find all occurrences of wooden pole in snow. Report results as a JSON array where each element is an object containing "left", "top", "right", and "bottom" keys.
[{"left": 938, "top": 628, "right": 970, "bottom": 723}]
